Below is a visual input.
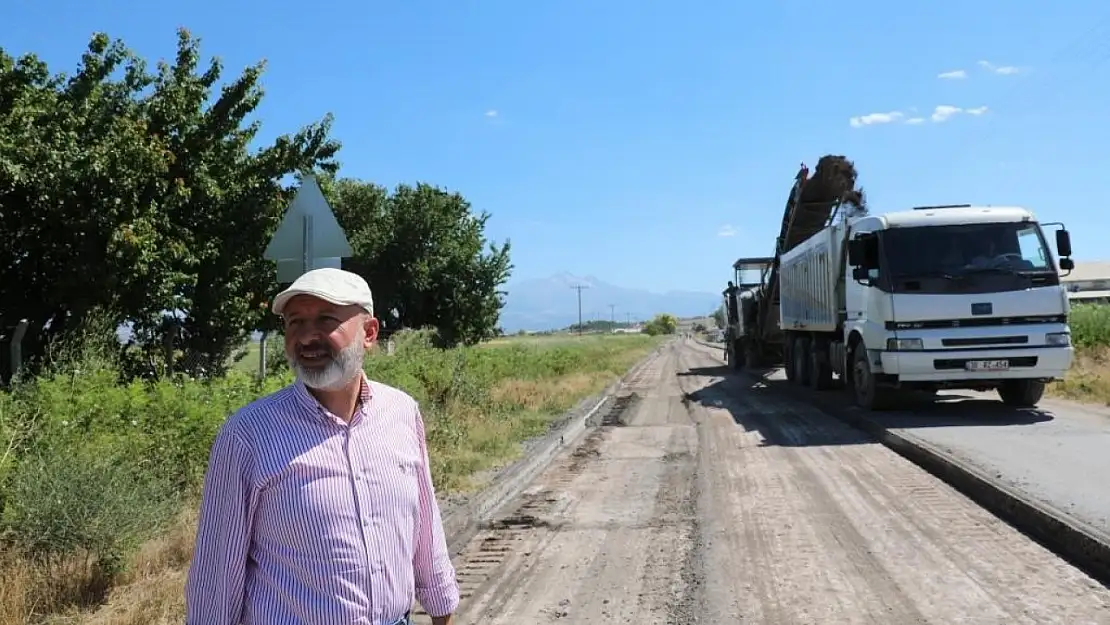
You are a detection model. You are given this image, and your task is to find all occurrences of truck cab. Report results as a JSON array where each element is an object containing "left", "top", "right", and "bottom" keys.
[
  {"left": 722, "top": 257, "right": 778, "bottom": 369},
  {"left": 842, "top": 204, "right": 1075, "bottom": 408}
]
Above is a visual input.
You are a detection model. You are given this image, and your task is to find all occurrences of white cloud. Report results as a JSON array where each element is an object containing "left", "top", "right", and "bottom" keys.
[
  {"left": 929, "top": 104, "right": 989, "bottom": 122},
  {"left": 849, "top": 111, "right": 904, "bottom": 128},
  {"left": 978, "top": 60, "right": 1020, "bottom": 75},
  {"left": 938, "top": 69, "right": 967, "bottom": 79},
  {"left": 849, "top": 105, "right": 988, "bottom": 128},
  {"left": 717, "top": 224, "right": 737, "bottom": 237},
  {"left": 931, "top": 105, "right": 962, "bottom": 122},
  {"left": 484, "top": 109, "right": 499, "bottom": 118}
]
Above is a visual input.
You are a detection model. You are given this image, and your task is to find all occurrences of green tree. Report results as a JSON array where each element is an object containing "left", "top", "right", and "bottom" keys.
[
  {"left": 711, "top": 304, "right": 727, "bottom": 329},
  {"left": 0, "top": 29, "right": 339, "bottom": 376},
  {"left": 325, "top": 178, "right": 513, "bottom": 347},
  {"left": 642, "top": 313, "right": 678, "bottom": 336}
]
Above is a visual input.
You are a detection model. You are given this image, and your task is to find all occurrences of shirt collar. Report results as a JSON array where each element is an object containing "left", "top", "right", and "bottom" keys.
[{"left": 292, "top": 372, "right": 374, "bottom": 426}]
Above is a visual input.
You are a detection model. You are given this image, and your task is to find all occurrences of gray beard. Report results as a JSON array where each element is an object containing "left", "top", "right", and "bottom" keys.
[{"left": 287, "top": 338, "right": 366, "bottom": 390}]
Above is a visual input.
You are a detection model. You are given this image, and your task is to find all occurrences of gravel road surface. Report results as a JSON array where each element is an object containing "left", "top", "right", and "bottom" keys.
[{"left": 415, "top": 339, "right": 1110, "bottom": 624}]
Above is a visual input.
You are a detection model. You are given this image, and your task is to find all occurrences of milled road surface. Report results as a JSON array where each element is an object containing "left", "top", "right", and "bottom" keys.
[
  {"left": 695, "top": 339, "right": 1110, "bottom": 538},
  {"left": 863, "top": 390, "right": 1110, "bottom": 536},
  {"left": 420, "top": 339, "right": 1110, "bottom": 624}
]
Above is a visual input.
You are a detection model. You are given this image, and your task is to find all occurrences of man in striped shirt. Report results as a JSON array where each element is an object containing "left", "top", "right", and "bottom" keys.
[{"left": 185, "top": 268, "right": 459, "bottom": 625}]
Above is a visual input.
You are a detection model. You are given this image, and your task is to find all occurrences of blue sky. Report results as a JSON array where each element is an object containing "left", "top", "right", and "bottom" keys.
[{"left": 4, "top": 0, "right": 1110, "bottom": 294}]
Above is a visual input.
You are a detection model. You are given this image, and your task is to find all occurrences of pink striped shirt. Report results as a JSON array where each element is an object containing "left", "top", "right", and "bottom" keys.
[{"left": 184, "top": 375, "right": 459, "bottom": 625}]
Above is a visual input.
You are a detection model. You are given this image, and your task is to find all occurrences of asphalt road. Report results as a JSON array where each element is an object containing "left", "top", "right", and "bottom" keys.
[{"left": 414, "top": 339, "right": 1110, "bottom": 624}]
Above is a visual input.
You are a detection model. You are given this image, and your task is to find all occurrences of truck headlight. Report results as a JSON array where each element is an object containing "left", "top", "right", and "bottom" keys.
[
  {"left": 1046, "top": 332, "right": 1071, "bottom": 347},
  {"left": 886, "top": 338, "right": 924, "bottom": 351}
]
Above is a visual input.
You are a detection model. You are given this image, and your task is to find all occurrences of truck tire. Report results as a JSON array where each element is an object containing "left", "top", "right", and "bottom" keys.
[
  {"left": 731, "top": 339, "right": 746, "bottom": 370},
  {"left": 809, "top": 338, "right": 834, "bottom": 391},
  {"left": 997, "top": 379, "right": 1045, "bottom": 407},
  {"left": 851, "top": 345, "right": 895, "bottom": 411},
  {"left": 745, "top": 340, "right": 761, "bottom": 369},
  {"left": 793, "top": 336, "right": 812, "bottom": 387},
  {"left": 784, "top": 339, "right": 796, "bottom": 382}
]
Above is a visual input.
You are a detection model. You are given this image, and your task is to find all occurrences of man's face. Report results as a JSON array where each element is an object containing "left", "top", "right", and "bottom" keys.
[{"left": 281, "top": 295, "right": 379, "bottom": 390}]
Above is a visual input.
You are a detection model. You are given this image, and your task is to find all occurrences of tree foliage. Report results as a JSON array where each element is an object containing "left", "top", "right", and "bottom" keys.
[
  {"left": 711, "top": 304, "right": 726, "bottom": 329},
  {"left": 0, "top": 29, "right": 511, "bottom": 377},
  {"left": 324, "top": 177, "right": 513, "bottom": 347},
  {"left": 642, "top": 313, "right": 678, "bottom": 336}
]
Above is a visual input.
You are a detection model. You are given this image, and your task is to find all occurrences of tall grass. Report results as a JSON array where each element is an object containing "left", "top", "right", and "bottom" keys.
[
  {"left": 1066, "top": 303, "right": 1110, "bottom": 349},
  {"left": 0, "top": 325, "right": 662, "bottom": 624},
  {"left": 1049, "top": 303, "right": 1110, "bottom": 403}
]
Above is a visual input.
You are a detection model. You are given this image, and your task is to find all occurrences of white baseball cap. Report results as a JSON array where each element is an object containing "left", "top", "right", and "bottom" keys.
[{"left": 271, "top": 268, "right": 375, "bottom": 317}]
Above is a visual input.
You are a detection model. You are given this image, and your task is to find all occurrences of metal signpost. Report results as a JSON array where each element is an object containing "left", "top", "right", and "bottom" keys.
[{"left": 261, "top": 173, "right": 355, "bottom": 377}]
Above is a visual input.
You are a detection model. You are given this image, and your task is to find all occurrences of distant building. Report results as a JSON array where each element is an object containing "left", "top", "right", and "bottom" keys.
[{"left": 1062, "top": 261, "right": 1110, "bottom": 304}]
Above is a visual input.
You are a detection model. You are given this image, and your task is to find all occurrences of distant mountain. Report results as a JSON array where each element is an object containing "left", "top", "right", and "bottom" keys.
[{"left": 497, "top": 272, "right": 720, "bottom": 332}]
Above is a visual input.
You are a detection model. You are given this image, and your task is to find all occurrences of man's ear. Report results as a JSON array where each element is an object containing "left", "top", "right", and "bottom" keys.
[{"left": 363, "top": 316, "right": 380, "bottom": 347}]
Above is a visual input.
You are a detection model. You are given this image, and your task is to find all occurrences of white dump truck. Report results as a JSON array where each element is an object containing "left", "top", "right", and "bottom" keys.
[{"left": 779, "top": 203, "right": 1076, "bottom": 410}]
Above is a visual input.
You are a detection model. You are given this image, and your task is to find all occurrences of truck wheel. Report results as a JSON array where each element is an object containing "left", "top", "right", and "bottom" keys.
[
  {"left": 745, "top": 341, "right": 760, "bottom": 369},
  {"left": 731, "top": 339, "right": 746, "bottom": 370},
  {"left": 997, "top": 379, "right": 1045, "bottom": 407},
  {"left": 851, "top": 345, "right": 894, "bottom": 411},
  {"left": 784, "top": 338, "right": 796, "bottom": 382},
  {"left": 793, "top": 336, "right": 812, "bottom": 387},
  {"left": 809, "top": 338, "right": 834, "bottom": 391}
]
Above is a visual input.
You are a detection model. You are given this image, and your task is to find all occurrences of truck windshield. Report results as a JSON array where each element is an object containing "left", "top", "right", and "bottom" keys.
[{"left": 882, "top": 221, "right": 1055, "bottom": 288}]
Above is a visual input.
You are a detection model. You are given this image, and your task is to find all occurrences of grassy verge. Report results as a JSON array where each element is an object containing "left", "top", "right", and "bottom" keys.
[
  {"left": 0, "top": 328, "right": 662, "bottom": 625},
  {"left": 1048, "top": 303, "right": 1110, "bottom": 405}
]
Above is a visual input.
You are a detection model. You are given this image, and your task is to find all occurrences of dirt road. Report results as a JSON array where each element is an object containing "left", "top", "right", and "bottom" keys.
[{"left": 418, "top": 339, "right": 1110, "bottom": 624}]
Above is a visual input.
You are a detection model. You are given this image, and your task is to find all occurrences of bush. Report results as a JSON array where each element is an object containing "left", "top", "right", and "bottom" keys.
[
  {"left": 643, "top": 313, "right": 678, "bottom": 336},
  {"left": 1068, "top": 303, "right": 1110, "bottom": 349},
  {"left": 1, "top": 441, "right": 178, "bottom": 577}
]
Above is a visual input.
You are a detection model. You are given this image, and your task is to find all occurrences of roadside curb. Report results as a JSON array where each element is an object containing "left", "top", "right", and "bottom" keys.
[
  {"left": 687, "top": 339, "right": 1110, "bottom": 587},
  {"left": 438, "top": 341, "right": 671, "bottom": 555}
]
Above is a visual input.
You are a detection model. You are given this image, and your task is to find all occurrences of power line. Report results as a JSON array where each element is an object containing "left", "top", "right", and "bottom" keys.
[{"left": 570, "top": 284, "right": 589, "bottom": 335}]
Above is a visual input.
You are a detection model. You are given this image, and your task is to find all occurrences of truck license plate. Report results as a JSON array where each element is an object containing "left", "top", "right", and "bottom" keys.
[{"left": 966, "top": 359, "right": 1009, "bottom": 372}]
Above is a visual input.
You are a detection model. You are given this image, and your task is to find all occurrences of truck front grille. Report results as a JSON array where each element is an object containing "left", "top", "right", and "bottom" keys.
[{"left": 940, "top": 335, "right": 1029, "bottom": 347}]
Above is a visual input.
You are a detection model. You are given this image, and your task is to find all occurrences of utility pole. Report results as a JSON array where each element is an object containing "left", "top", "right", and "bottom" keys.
[
  {"left": 608, "top": 304, "right": 615, "bottom": 330},
  {"left": 571, "top": 284, "right": 589, "bottom": 335},
  {"left": 626, "top": 312, "right": 632, "bottom": 327}
]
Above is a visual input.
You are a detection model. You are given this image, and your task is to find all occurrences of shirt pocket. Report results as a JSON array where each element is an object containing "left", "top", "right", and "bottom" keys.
[{"left": 374, "top": 453, "right": 421, "bottom": 509}]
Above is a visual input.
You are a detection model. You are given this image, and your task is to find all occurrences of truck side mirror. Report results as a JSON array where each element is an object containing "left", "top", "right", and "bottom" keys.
[
  {"left": 852, "top": 266, "right": 870, "bottom": 282},
  {"left": 847, "top": 239, "right": 863, "bottom": 266},
  {"left": 1059, "top": 257, "right": 1075, "bottom": 271},
  {"left": 1055, "top": 229, "right": 1072, "bottom": 258}
]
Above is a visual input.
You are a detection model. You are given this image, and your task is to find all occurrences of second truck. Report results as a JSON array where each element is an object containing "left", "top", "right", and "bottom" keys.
[{"left": 723, "top": 156, "right": 1076, "bottom": 410}]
